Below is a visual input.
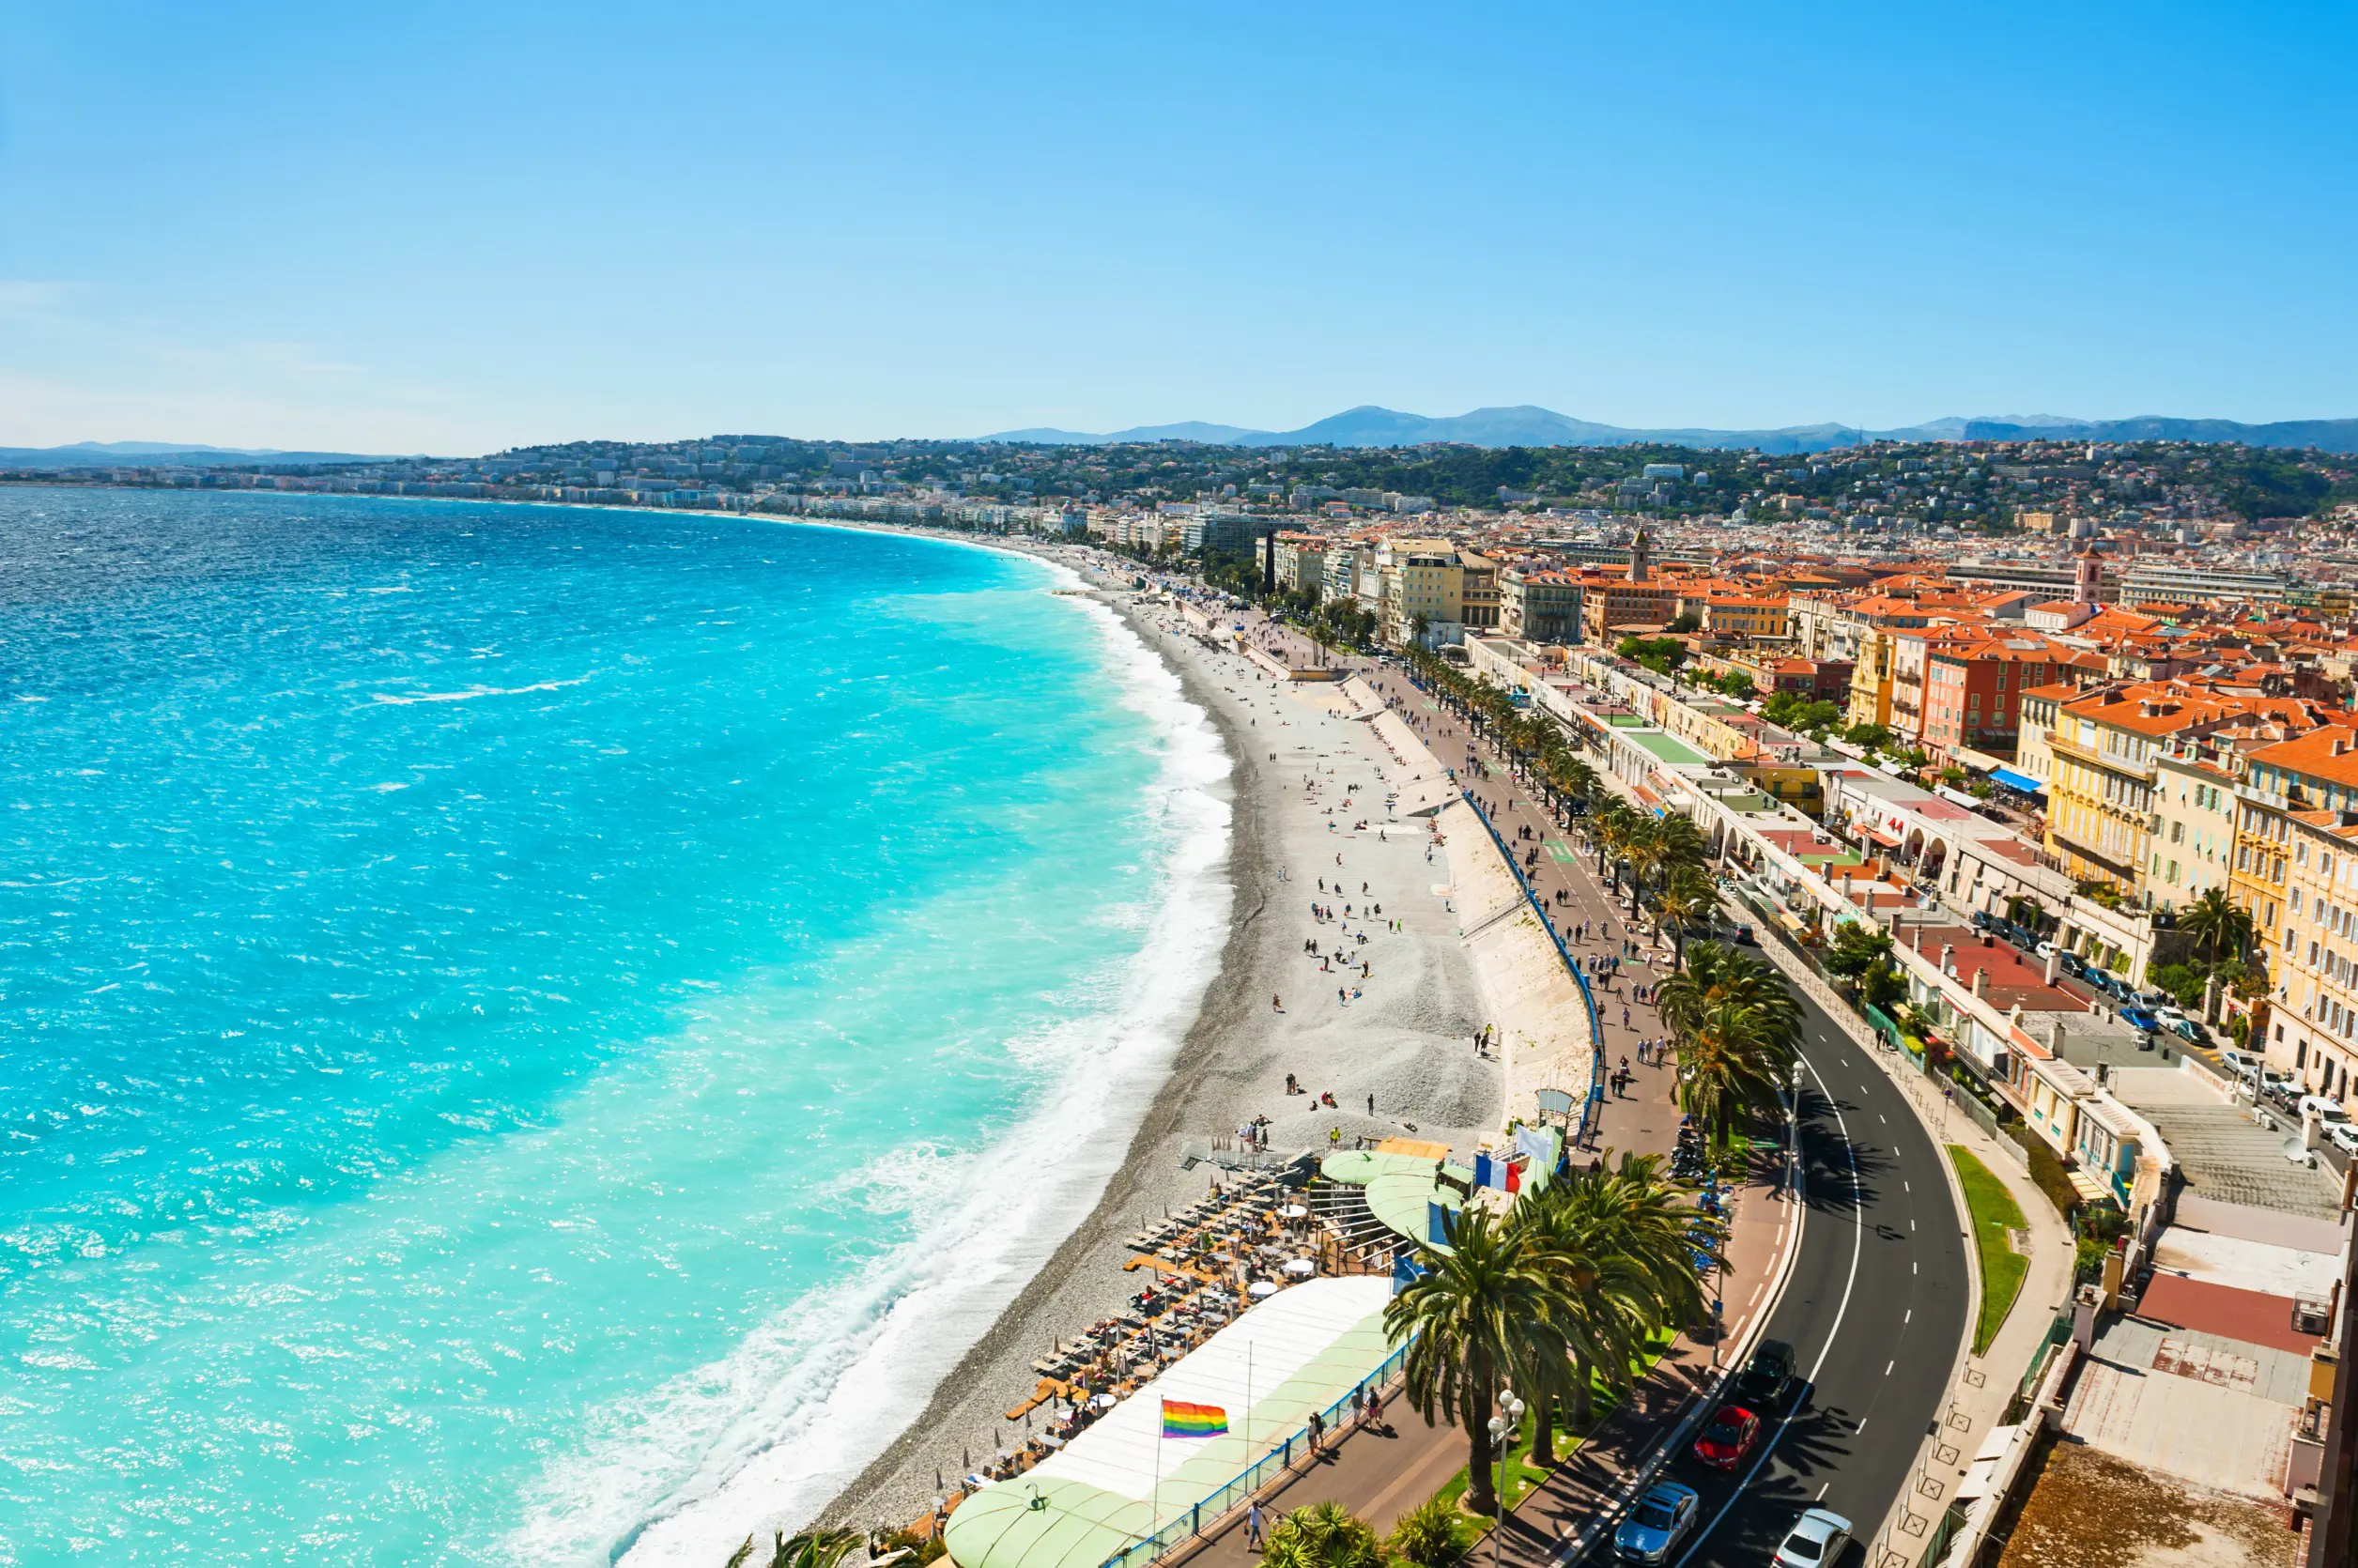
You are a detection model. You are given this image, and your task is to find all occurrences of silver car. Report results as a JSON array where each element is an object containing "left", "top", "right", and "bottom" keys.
[{"left": 1773, "top": 1508, "right": 1852, "bottom": 1568}]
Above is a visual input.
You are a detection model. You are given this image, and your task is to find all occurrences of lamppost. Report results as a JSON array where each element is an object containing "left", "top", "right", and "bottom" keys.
[
  {"left": 1787, "top": 1057, "right": 1807, "bottom": 1200},
  {"left": 1488, "top": 1387, "right": 1527, "bottom": 1568}
]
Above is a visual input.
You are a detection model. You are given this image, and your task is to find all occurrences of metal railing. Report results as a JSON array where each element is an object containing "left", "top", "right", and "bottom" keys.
[
  {"left": 1093, "top": 1340, "right": 1414, "bottom": 1568},
  {"left": 1460, "top": 791, "right": 1609, "bottom": 1141},
  {"left": 1396, "top": 669, "right": 1608, "bottom": 1137}
]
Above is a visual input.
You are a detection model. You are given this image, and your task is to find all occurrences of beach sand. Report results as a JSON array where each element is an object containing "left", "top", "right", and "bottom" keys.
[{"left": 818, "top": 569, "right": 1502, "bottom": 1533}]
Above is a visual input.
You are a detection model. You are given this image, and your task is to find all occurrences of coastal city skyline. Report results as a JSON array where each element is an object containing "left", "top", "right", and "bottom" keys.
[{"left": 8, "top": 1, "right": 2356, "bottom": 1564}]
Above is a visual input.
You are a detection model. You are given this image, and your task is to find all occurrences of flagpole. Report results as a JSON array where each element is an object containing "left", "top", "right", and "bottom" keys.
[{"left": 1151, "top": 1399, "right": 1163, "bottom": 1554}]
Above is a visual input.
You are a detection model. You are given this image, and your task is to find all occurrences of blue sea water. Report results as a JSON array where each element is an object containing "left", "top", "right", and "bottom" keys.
[{"left": 0, "top": 491, "right": 1229, "bottom": 1566}]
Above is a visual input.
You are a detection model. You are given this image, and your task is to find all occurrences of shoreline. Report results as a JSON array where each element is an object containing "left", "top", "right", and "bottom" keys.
[{"left": 814, "top": 561, "right": 1503, "bottom": 1539}]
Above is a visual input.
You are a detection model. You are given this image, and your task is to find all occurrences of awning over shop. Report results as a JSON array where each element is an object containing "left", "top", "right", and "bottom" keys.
[
  {"left": 2067, "top": 1167, "right": 2118, "bottom": 1207},
  {"left": 1991, "top": 766, "right": 2046, "bottom": 795},
  {"left": 1863, "top": 826, "right": 1903, "bottom": 849}
]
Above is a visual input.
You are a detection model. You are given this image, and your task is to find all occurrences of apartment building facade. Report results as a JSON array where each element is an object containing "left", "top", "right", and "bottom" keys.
[{"left": 1500, "top": 567, "right": 1583, "bottom": 643}]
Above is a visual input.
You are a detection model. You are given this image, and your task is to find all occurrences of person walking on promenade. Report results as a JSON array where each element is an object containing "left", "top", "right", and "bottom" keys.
[{"left": 1245, "top": 1500, "right": 1265, "bottom": 1550}]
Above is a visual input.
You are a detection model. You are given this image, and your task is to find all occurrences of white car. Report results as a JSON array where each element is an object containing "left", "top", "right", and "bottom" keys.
[
  {"left": 1774, "top": 1508, "right": 1853, "bottom": 1568},
  {"left": 2299, "top": 1094, "right": 2351, "bottom": 1126},
  {"left": 2327, "top": 1123, "right": 2358, "bottom": 1157}
]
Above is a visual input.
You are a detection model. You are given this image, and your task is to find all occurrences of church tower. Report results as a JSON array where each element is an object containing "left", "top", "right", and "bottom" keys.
[{"left": 1628, "top": 524, "right": 1653, "bottom": 583}]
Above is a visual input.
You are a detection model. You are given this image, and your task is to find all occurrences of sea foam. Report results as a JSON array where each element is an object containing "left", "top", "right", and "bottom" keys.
[{"left": 505, "top": 568, "right": 1235, "bottom": 1567}]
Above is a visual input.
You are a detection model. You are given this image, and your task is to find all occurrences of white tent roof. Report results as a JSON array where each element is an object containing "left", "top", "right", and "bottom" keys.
[{"left": 1033, "top": 1276, "right": 1394, "bottom": 1501}]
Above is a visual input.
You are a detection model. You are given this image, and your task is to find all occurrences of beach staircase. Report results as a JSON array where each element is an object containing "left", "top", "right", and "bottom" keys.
[{"left": 1307, "top": 1176, "right": 1398, "bottom": 1268}]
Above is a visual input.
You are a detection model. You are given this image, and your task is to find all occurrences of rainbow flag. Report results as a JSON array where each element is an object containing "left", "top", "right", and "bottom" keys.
[{"left": 1161, "top": 1399, "right": 1228, "bottom": 1438}]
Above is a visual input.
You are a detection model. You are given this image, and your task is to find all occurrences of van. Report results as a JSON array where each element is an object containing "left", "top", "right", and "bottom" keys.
[{"left": 2299, "top": 1094, "right": 2351, "bottom": 1126}]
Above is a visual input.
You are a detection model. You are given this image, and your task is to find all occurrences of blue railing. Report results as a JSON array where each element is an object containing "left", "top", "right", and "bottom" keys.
[
  {"left": 1394, "top": 669, "right": 1608, "bottom": 1139},
  {"left": 1460, "top": 792, "right": 1610, "bottom": 1141},
  {"left": 1091, "top": 1338, "right": 1414, "bottom": 1568}
]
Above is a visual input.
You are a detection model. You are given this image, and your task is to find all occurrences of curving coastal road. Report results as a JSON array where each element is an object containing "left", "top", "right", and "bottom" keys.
[
  {"left": 1218, "top": 616, "right": 1973, "bottom": 1565},
  {"left": 1671, "top": 982, "right": 1973, "bottom": 1568}
]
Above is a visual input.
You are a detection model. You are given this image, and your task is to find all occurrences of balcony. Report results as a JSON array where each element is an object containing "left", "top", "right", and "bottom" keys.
[{"left": 2047, "top": 729, "right": 2153, "bottom": 781}]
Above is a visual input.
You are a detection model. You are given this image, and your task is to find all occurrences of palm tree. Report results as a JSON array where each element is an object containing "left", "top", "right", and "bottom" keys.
[
  {"left": 1262, "top": 1501, "right": 1383, "bottom": 1568},
  {"left": 1657, "top": 942, "right": 1802, "bottom": 1046},
  {"left": 1623, "top": 813, "right": 1709, "bottom": 920},
  {"left": 2180, "top": 885, "right": 2254, "bottom": 965},
  {"left": 760, "top": 1530, "right": 864, "bottom": 1568},
  {"left": 1594, "top": 800, "right": 1641, "bottom": 893},
  {"left": 1676, "top": 1000, "right": 1795, "bottom": 1144},
  {"left": 1654, "top": 864, "right": 1719, "bottom": 970},
  {"left": 1513, "top": 1154, "right": 1716, "bottom": 1458},
  {"left": 1553, "top": 756, "right": 1600, "bottom": 823},
  {"left": 1385, "top": 1205, "right": 1559, "bottom": 1516}
]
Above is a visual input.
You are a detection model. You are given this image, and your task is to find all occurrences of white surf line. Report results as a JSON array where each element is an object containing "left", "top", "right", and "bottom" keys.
[{"left": 1674, "top": 1043, "right": 1866, "bottom": 1567}]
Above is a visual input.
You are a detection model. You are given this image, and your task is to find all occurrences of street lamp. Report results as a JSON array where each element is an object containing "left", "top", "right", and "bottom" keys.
[
  {"left": 1788, "top": 1058, "right": 1807, "bottom": 1199},
  {"left": 1487, "top": 1387, "right": 1527, "bottom": 1567}
]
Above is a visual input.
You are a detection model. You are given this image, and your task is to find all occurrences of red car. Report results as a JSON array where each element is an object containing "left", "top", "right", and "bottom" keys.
[{"left": 1691, "top": 1403, "right": 1761, "bottom": 1471}]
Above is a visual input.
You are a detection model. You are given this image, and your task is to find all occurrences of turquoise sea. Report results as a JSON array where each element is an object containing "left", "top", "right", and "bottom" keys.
[{"left": 0, "top": 491, "right": 1229, "bottom": 1566}]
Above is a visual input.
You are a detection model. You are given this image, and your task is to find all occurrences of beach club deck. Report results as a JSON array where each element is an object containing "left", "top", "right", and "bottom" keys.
[{"left": 943, "top": 1277, "right": 1399, "bottom": 1568}]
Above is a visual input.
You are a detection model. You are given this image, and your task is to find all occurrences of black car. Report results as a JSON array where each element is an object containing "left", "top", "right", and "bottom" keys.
[{"left": 1735, "top": 1338, "right": 1797, "bottom": 1407}]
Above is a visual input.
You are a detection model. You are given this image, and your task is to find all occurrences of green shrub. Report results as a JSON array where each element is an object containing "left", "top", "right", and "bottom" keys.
[
  {"left": 1387, "top": 1498, "right": 1471, "bottom": 1567},
  {"left": 2148, "top": 962, "right": 2207, "bottom": 1011},
  {"left": 1266, "top": 1502, "right": 1382, "bottom": 1568},
  {"left": 2003, "top": 1123, "right": 2080, "bottom": 1221}
]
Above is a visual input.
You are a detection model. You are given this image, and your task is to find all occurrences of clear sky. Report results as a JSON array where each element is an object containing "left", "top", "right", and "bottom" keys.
[{"left": 3, "top": 1, "right": 2352, "bottom": 453}]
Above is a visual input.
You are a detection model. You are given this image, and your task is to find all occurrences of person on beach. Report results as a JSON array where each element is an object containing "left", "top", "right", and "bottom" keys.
[{"left": 1272, "top": 994, "right": 1283, "bottom": 1012}]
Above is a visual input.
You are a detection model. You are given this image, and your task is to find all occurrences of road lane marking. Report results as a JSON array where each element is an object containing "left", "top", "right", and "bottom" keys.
[
  {"left": 1886, "top": 1360, "right": 1894, "bottom": 1376},
  {"left": 1816, "top": 1483, "right": 1830, "bottom": 1500},
  {"left": 1673, "top": 1040, "right": 1864, "bottom": 1567}
]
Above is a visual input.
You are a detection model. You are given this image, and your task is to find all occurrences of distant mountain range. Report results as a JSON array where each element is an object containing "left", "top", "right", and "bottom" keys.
[
  {"left": 0, "top": 440, "right": 414, "bottom": 469},
  {"left": 984, "top": 406, "right": 2358, "bottom": 455}
]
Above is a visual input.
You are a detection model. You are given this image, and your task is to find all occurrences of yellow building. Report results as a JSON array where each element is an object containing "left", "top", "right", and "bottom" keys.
[
  {"left": 2147, "top": 739, "right": 2242, "bottom": 909},
  {"left": 2234, "top": 729, "right": 2358, "bottom": 1077},
  {"left": 1700, "top": 593, "right": 1791, "bottom": 640},
  {"left": 1379, "top": 537, "right": 1462, "bottom": 646},
  {"left": 2042, "top": 685, "right": 2256, "bottom": 892},
  {"left": 1847, "top": 624, "right": 1895, "bottom": 730},
  {"left": 2269, "top": 807, "right": 2358, "bottom": 1106}
]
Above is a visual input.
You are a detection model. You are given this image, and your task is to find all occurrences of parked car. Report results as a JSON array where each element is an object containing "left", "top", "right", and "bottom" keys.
[
  {"left": 2219, "top": 1046, "right": 2252, "bottom": 1074},
  {"left": 2153, "top": 1007, "right": 2201, "bottom": 1042},
  {"left": 2120, "top": 1006, "right": 2161, "bottom": 1034},
  {"left": 2035, "top": 939, "right": 2057, "bottom": 961},
  {"left": 2057, "top": 950, "right": 2087, "bottom": 978},
  {"left": 2327, "top": 1123, "right": 2358, "bottom": 1157},
  {"left": 1773, "top": 1508, "right": 1855, "bottom": 1568},
  {"left": 1690, "top": 1403, "right": 1762, "bottom": 1471},
  {"left": 1736, "top": 1338, "right": 1797, "bottom": 1408},
  {"left": 1613, "top": 1481, "right": 1701, "bottom": 1564},
  {"left": 2298, "top": 1094, "right": 2351, "bottom": 1127}
]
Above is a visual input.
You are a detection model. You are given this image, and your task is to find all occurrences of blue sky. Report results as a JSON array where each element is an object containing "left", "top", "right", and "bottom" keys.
[{"left": 2, "top": 1, "right": 2351, "bottom": 453}]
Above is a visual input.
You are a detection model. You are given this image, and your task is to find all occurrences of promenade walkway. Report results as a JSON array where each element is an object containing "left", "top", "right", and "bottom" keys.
[{"left": 1166, "top": 614, "right": 1806, "bottom": 1562}]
